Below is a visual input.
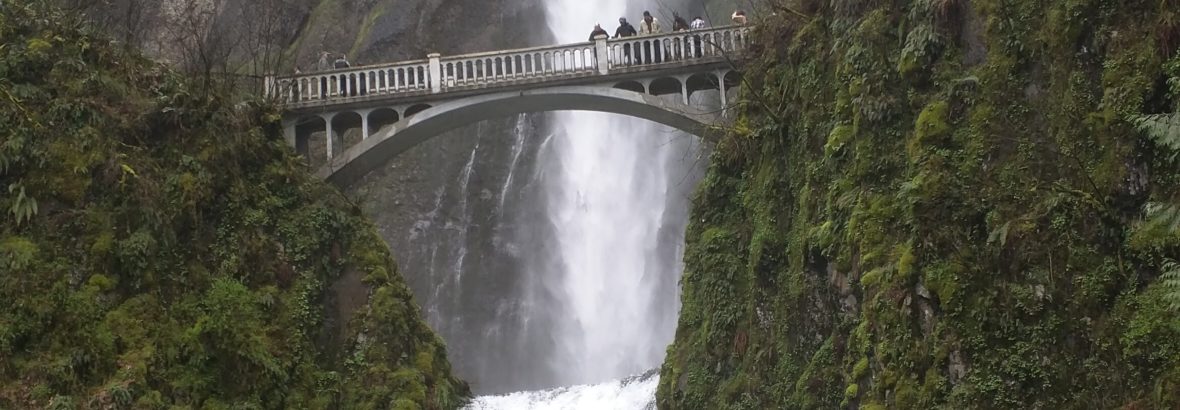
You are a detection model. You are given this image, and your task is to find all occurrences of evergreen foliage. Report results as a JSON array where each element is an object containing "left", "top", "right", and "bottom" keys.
[
  {"left": 0, "top": 1, "right": 468, "bottom": 408},
  {"left": 659, "top": 0, "right": 1180, "bottom": 408}
]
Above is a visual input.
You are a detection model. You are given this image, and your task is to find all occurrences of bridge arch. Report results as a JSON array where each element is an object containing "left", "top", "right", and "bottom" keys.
[
  {"left": 330, "top": 112, "right": 363, "bottom": 158},
  {"left": 317, "top": 85, "right": 723, "bottom": 186},
  {"left": 292, "top": 115, "right": 325, "bottom": 157},
  {"left": 613, "top": 80, "right": 646, "bottom": 94},
  {"left": 368, "top": 108, "right": 400, "bottom": 136},
  {"left": 405, "top": 103, "right": 433, "bottom": 117},
  {"left": 649, "top": 77, "right": 683, "bottom": 96}
]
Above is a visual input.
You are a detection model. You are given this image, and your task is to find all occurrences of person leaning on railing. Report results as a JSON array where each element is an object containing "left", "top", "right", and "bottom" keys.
[
  {"left": 589, "top": 24, "right": 609, "bottom": 41},
  {"left": 589, "top": 24, "right": 610, "bottom": 68},
  {"left": 638, "top": 11, "right": 663, "bottom": 64},
  {"left": 614, "top": 17, "right": 638, "bottom": 65},
  {"left": 689, "top": 17, "right": 707, "bottom": 58},
  {"left": 671, "top": 14, "right": 689, "bottom": 60}
]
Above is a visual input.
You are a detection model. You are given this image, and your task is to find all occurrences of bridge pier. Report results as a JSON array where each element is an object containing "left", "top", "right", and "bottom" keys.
[
  {"left": 717, "top": 69, "right": 729, "bottom": 117},
  {"left": 283, "top": 118, "right": 296, "bottom": 148},
  {"left": 357, "top": 108, "right": 373, "bottom": 140},
  {"left": 321, "top": 113, "right": 335, "bottom": 160}
]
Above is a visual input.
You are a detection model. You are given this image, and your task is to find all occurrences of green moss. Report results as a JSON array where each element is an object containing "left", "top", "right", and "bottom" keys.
[
  {"left": 907, "top": 101, "right": 951, "bottom": 160},
  {"left": 852, "top": 357, "right": 870, "bottom": 379},
  {"left": 658, "top": 0, "right": 1180, "bottom": 408},
  {"left": 351, "top": 3, "right": 390, "bottom": 58},
  {"left": 0, "top": 3, "right": 467, "bottom": 408},
  {"left": 825, "top": 124, "right": 855, "bottom": 157},
  {"left": 0, "top": 236, "right": 37, "bottom": 270},
  {"left": 844, "top": 383, "right": 859, "bottom": 401}
]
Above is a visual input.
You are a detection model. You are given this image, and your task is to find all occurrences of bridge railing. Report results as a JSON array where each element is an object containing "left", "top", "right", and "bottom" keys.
[
  {"left": 266, "top": 25, "right": 752, "bottom": 106},
  {"left": 269, "top": 59, "right": 432, "bottom": 105},
  {"left": 606, "top": 26, "right": 750, "bottom": 68},
  {"left": 439, "top": 43, "right": 599, "bottom": 90}
]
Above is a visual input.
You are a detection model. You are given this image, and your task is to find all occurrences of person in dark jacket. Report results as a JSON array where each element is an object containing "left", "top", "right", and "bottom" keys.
[
  {"left": 589, "top": 24, "right": 609, "bottom": 41},
  {"left": 614, "top": 18, "right": 638, "bottom": 64},
  {"left": 672, "top": 14, "right": 690, "bottom": 32},
  {"left": 671, "top": 14, "right": 690, "bottom": 60},
  {"left": 614, "top": 17, "right": 637, "bottom": 37}
]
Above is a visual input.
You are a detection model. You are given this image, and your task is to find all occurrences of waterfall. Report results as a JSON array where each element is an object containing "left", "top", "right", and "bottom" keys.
[
  {"left": 536, "top": 0, "right": 696, "bottom": 389},
  {"left": 359, "top": 0, "right": 709, "bottom": 403},
  {"left": 461, "top": 1, "right": 705, "bottom": 406}
]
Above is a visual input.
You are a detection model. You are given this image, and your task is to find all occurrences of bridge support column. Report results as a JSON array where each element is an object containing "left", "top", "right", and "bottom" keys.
[
  {"left": 717, "top": 70, "right": 729, "bottom": 117},
  {"left": 282, "top": 118, "right": 296, "bottom": 147},
  {"left": 428, "top": 53, "right": 442, "bottom": 94},
  {"left": 594, "top": 35, "right": 610, "bottom": 75},
  {"left": 321, "top": 113, "right": 335, "bottom": 161},
  {"left": 264, "top": 74, "right": 276, "bottom": 100},
  {"left": 360, "top": 110, "right": 371, "bottom": 140}
]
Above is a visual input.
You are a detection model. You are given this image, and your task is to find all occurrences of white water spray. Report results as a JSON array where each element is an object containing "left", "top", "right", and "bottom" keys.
[
  {"left": 542, "top": 0, "right": 686, "bottom": 388},
  {"left": 461, "top": 0, "right": 705, "bottom": 405}
]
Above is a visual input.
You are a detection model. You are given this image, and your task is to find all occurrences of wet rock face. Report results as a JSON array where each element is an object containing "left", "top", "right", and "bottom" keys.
[
  {"left": 285, "top": 0, "right": 548, "bottom": 68},
  {"left": 86, "top": 0, "right": 547, "bottom": 72}
]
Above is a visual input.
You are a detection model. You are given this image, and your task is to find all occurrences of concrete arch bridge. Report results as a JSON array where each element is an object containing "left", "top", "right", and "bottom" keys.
[{"left": 267, "top": 25, "right": 751, "bottom": 186}]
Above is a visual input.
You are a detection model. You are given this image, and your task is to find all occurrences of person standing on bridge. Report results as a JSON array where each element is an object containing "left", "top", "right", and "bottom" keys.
[
  {"left": 731, "top": 10, "right": 748, "bottom": 25},
  {"left": 614, "top": 17, "right": 638, "bottom": 65},
  {"left": 671, "top": 14, "right": 690, "bottom": 60},
  {"left": 639, "top": 11, "right": 663, "bottom": 64},
  {"left": 334, "top": 54, "right": 351, "bottom": 69},
  {"left": 588, "top": 24, "right": 609, "bottom": 42},
  {"left": 317, "top": 51, "right": 332, "bottom": 71},
  {"left": 589, "top": 24, "right": 610, "bottom": 68},
  {"left": 672, "top": 14, "right": 689, "bottom": 32},
  {"left": 690, "top": 16, "right": 707, "bottom": 57}
]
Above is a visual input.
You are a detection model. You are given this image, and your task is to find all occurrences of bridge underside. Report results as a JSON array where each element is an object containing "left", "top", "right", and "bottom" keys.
[{"left": 284, "top": 69, "right": 740, "bottom": 186}]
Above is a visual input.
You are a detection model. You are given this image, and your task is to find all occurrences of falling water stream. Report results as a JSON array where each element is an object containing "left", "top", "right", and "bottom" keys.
[{"left": 463, "top": 0, "right": 705, "bottom": 408}]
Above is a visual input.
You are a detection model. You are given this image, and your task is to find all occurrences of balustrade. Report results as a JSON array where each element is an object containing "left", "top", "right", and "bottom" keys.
[
  {"left": 440, "top": 43, "right": 597, "bottom": 89},
  {"left": 271, "top": 60, "right": 431, "bottom": 105},
  {"left": 266, "top": 25, "right": 752, "bottom": 106}
]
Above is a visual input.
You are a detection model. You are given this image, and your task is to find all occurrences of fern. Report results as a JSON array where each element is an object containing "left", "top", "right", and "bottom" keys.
[
  {"left": 1134, "top": 113, "right": 1180, "bottom": 158},
  {"left": 1134, "top": 114, "right": 1180, "bottom": 309},
  {"left": 1163, "top": 260, "right": 1180, "bottom": 310},
  {"left": 1144, "top": 202, "right": 1180, "bottom": 233},
  {"left": 7, "top": 183, "right": 37, "bottom": 225}
]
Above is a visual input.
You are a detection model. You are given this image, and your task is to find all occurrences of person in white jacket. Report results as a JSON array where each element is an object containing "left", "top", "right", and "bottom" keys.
[
  {"left": 639, "top": 11, "right": 663, "bottom": 63},
  {"left": 639, "top": 11, "right": 662, "bottom": 34}
]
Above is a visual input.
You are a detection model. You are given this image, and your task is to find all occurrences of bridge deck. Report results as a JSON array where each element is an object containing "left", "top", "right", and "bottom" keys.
[{"left": 267, "top": 25, "right": 751, "bottom": 113}]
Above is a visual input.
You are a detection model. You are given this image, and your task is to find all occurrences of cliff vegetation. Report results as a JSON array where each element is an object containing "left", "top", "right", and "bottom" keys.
[
  {"left": 659, "top": 0, "right": 1180, "bottom": 408},
  {"left": 0, "top": 2, "right": 467, "bottom": 408}
]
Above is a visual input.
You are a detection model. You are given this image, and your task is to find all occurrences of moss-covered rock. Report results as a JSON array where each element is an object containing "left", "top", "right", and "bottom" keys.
[
  {"left": 659, "top": 0, "right": 1180, "bottom": 408},
  {"left": 0, "top": 2, "right": 468, "bottom": 408}
]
